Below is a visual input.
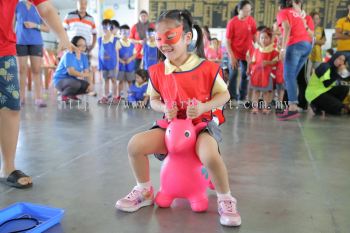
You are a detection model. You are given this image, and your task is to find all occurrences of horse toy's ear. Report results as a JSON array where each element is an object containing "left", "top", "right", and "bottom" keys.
[
  {"left": 195, "top": 122, "right": 207, "bottom": 135},
  {"left": 156, "top": 119, "right": 169, "bottom": 129}
]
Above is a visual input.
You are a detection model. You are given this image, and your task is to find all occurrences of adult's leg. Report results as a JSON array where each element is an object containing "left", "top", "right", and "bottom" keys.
[
  {"left": 284, "top": 42, "right": 311, "bottom": 110},
  {"left": 297, "top": 64, "right": 308, "bottom": 110},
  {"left": 0, "top": 109, "right": 32, "bottom": 186},
  {"left": 227, "top": 63, "right": 238, "bottom": 100},
  {"left": 311, "top": 87, "right": 348, "bottom": 115},
  {"left": 17, "top": 56, "right": 28, "bottom": 103},
  {"left": 0, "top": 56, "right": 31, "bottom": 186},
  {"left": 56, "top": 79, "right": 82, "bottom": 96},
  {"left": 327, "top": 85, "right": 349, "bottom": 102},
  {"left": 29, "top": 55, "right": 44, "bottom": 101},
  {"left": 238, "top": 60, "right": 248, "bottom": 101}
]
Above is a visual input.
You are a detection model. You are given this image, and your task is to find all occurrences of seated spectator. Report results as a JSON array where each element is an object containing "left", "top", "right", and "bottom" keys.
[
  {"left": 306, "top": 52, "right": 350, "bottom": 115},
  {"left": 53, "top": 36, "right": 94, "bottom": 102},
  {"left": 205, "top": 38, "right": 222, "bottom": 64},
  {"left": 127, "top": 69, "right": 149, "bottom": 107}
]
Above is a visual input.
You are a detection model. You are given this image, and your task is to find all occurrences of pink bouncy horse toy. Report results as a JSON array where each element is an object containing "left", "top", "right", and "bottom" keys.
[{"left": 155, "top": 117, "right": 215, "bottom": 212}]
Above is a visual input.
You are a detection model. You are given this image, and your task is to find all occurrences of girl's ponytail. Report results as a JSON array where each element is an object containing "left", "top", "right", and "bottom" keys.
[{"left": 193, "top": 24, "right": 205, "bottom": 58}]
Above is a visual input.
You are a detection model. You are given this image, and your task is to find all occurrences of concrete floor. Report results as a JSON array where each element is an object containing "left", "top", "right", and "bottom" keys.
[{"left": 0, "top": 95, "right": 350, "bottom": 233}]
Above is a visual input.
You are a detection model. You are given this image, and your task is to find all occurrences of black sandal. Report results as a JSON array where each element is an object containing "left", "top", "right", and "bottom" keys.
[{"left": 0, "top": 170, "right": 33, "bottom": 189}]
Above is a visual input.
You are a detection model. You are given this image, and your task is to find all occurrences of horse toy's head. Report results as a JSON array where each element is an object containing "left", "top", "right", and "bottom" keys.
[{"left": 157, "top": 118, "right": 207, "bottom": 154}]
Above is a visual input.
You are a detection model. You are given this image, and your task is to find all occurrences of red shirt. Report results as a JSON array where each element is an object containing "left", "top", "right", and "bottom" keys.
[
  {"left": 149, "top": 60, "right": 222, "bottom": 125},
  {"left": 226, "top": 16, "right": 257, "bottom": 60},
  {"left": 130, "top": 22, "right": 155, "bottom": 59},
  {"left": 0, "top": 0, "right": 46, "bottom": 57},
  {"left": 305, "top": 15, "right": 315, "bottom": 43},
  {"left": 277, "top": 8, "right": 310, "bottom": 46},
  {"left": 249, "top": 45, "right": 279, "bottom": 88}
]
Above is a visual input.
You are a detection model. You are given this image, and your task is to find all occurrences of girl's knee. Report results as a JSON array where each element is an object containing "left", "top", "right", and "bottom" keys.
[
  {"left": 199, "top": 151, "right": 221, "bottom": 169},
  {"left": 127, "top": 133, "right": 143, "bottom": 155}
]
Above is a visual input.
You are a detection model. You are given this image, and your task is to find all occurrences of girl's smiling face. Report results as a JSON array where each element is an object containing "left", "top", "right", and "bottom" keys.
[{"left": 155, "top": 20, "right": 192, "bottom": 62}]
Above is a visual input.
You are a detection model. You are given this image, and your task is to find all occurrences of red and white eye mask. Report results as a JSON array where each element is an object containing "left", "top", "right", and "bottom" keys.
[{"left": 155, "top": 26, "right": 183, "bottom": 47}]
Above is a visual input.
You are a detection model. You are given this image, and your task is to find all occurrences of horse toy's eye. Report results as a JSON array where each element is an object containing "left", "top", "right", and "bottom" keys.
[
  {"left": 167, "top": 129, "right": 171, "bottom": 135},
  {"left": 184, "top": 130, "right": 191, "bottom": 138}
]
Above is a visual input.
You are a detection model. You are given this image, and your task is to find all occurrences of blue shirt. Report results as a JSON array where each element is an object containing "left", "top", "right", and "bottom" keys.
[
  {"left": 128, "top": 82, "right": 148, "bottom": 102},
  {"left": 53, "top": 52, "right": 89, "bottom": 86},
  {"left": 98, "top": 37, "right": 118, "bottom": 71},
  {"left": 143, "top": 43, "right": 157, "bottom": 70},
  {"left": 15, "top": 1, "right": 43, "bottom": 45},
  {"left": 119, "top": 42, "right": 135, "bottom": 72}
]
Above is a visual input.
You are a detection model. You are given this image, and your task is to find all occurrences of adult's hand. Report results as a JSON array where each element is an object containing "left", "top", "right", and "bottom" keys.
[{"left": 230, "top": 56, "right": 238, "bottom": 69}]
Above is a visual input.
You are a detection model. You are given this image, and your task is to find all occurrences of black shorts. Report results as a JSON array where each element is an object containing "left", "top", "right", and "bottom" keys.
[{"left": 16, "top": 44, "right": 43, "bottom": 57}]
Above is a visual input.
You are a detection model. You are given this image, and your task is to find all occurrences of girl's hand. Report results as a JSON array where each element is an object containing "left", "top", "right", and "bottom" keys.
[
  {"left": 262, "top": 61, "right": 272, "bottom": 67},
  {"left": 186, "top": 100, "right": 206, "bottom": 119},
  {"left": 24, "top": 21, "right": 37, "bottom": 29},
  {"left": 126, "top": 58, "right": 133, "bottom": 64},
  {"left": 279, "top": 49, "right": 286, "bottom": 61},
  {"left": 164, "top": 104, "right": 178, "bottom": 121}
]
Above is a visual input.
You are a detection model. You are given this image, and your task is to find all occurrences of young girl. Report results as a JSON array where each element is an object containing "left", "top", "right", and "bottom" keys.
[
  {"left": 204, "top": 38, "right": 222, "bottom": 64},
  {"left": 115, "top": 10, "right": 241, "bottom": 227},
  {"left": 249, "top": 28, "right": 279, "bottom": 114},
  {"left": 127, "top": 69, "right": 149, "bottom": 108}
]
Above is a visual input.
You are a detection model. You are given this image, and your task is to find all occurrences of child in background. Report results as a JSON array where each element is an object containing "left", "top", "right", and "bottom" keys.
[
  {"left": 142, "top": 28, "right": 158, "bottom": 70},
  {"left": 115, "top": 9, "right": 241, "bottom": 227},
  {"left": 324, "top": 48, "right": 334, "bottom": 63},
  {"left": 116, "top": 25, "right": 136, "bottom": 99},
  {"left": 272, "top": 20, "right": 285, "bottom": 113},
  {"left": 98, "top": 19, "right": 119, "bottom": 104},
  {"left": 205, "top": 38, "right": 222, "bottom": 64},
  {"left": 128, "top": 69, "right": 149, "bottom": 107},
  {"left": 249, "top": 28, "right": 279, "bottom": 114},
  {"left": 110, "top": 20, "right": 120, "bottom": 39},
  {"left": 308, "top": 12, "right": 326, "bottom": 73}
]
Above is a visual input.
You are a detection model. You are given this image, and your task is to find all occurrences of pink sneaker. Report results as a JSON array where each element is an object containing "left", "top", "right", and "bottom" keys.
[
  {"left": 98, "top": 96, "right": 109, "bottom": 104},
  {"left": 218, "top": 196, "right": 242, "bottom": 227},
  {"left": 115, "top": 186, "right": 154, "bottom": 212},
  {"left": 35, "top": 99, "right": 47, "bottom": 108}
]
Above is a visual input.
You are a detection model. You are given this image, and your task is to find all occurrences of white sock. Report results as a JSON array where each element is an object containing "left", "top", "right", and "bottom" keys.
[
  {"left": 217, "top": 191, "right": 232, "bottom": 200},
  {"left": 136, "top": 181, "right": 152, "bottom": 190}
]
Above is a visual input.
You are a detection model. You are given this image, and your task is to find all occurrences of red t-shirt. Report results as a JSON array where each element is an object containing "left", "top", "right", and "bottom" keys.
[
  {"left": 305, "top": 15, "right": 315, "bottom": 43},
  {"left": 277, "top": 8, "right": 310, "bottom": 46},
  {"left": 226, "top": 16, "right": 257, "bottom": 60},
  {"left": 0, "top": 0, "right": 46, "bottom": 57},
  {"left": 130, "top": 22, "right": 155, "bottom": 59}
]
